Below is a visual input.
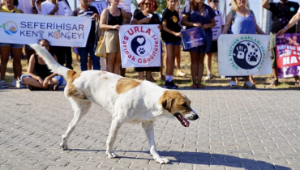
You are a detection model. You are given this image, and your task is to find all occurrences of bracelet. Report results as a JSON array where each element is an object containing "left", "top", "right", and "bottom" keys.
[{"left": 284, "top": 26, "right": 288, "bottom": 30}]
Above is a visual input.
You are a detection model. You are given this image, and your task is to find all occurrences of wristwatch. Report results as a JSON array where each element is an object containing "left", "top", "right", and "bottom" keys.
[{"left": 32, "top": 6, "right": 37, "bottom": 10}]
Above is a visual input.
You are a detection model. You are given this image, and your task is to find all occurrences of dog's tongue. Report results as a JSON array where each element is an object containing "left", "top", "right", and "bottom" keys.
[
  {"left": 182, "top": 118, "right": 190, "bottom": 127},
  {"left": 175, "top": 114, "right": 190, "bottom": 127}
]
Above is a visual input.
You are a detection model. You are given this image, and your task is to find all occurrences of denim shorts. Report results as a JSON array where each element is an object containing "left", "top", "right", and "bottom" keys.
[
  {"left": 20, "top": 75, "right": 64, "bottom": 85},
  {"left": 0, "top": 43, "right": 23, "bottom": 49},
  {"left": 165, "top": 41, "right": 181, "bottom": 46}
]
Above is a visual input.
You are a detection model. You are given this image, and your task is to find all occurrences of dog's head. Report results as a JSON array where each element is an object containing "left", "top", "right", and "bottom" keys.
[{"left": 159, "top": 90, "right": 198, "bottom": 127}]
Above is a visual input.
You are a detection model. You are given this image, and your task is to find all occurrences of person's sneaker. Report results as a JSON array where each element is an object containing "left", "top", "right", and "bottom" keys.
[
  {"left": 10, "top": 78, "right": 17, "bottom": 87},
  {"left": 168, "top": 81, "right": 178, "bottom": 89},
  {"left": 163, "top": 81, "right": 170, "bottom": 89},
  {"left": 229, "top": 80, "right": 237, "bottom": 88},
  {"left": 244, "top": 81, "right": 255, "bottom": 89},
  {"left": 16, "top": 80, "right": 27, "bottom": 88},
  {"left": 176, "top": 70, "right": 185, "bottom": 76},
  {"left": 0, "top": 80, "right": 9, "bottom": 89},
  {"left": 205, "top": 74, "right": 213, "bottom": 80}
]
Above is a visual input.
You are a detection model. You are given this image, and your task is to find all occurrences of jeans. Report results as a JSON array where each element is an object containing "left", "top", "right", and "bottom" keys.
[{"left": 77, "top": 43, "right": 100, "bottom": 71}]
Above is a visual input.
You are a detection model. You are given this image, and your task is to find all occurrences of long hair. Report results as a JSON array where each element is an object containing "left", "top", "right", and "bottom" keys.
[
  {"left": 140, "top": 0, "right": 158, "bottom": 12},
  {"left": 231, "top": 0, "right": 250, "bottom": 11},
  {"left": 190, "top": 0, "right": 199, "bottom": 10}
]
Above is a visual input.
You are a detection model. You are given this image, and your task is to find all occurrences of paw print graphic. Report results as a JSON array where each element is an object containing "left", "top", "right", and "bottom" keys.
[
  {"left": 139, "top": 47, "right": 145, "bottom": 54},
  {"left": 248, "top": 52, "right": 258, "bottom": 62},
  {"left": 234, "top": 45, "right": 247, "bottom": 59}
]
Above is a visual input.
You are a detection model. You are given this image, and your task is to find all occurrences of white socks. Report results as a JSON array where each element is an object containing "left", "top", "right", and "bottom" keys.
[{"left": 166, "top": 75, "right": 173, "bottom": 82}]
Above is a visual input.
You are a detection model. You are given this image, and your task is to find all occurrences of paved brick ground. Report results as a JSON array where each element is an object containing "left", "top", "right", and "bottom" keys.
[{"left": 0, "top": 88, "right": 300, "bottom": 170}]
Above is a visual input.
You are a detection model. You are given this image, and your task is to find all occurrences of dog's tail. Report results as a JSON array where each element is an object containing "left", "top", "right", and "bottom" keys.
[{"left": 29, "top": 44, "right": 70, "bottom": 78}]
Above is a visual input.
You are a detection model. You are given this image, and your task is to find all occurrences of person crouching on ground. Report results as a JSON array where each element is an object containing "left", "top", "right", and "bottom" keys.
[{"left": 21, "top": 39, "right": 63, "bottom": 90}]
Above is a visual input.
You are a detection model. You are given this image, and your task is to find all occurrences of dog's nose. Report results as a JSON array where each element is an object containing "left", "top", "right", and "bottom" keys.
[{"left": 193, "top": 114, "right": 199, "bottom": 120}]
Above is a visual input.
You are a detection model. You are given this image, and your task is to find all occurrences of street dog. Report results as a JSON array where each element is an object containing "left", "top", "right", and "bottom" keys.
[{"left": 30, "top": 44, "right": 199, "bottom": 164}]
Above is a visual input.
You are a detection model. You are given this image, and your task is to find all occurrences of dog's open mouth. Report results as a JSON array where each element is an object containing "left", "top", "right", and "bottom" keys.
[{"left": 174, "top": 113, "right": 190, "bottom": 127}]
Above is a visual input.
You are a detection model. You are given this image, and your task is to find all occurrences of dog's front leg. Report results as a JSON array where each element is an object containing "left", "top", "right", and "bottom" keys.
[
  {"left": 142, "top": 121, "right": 170, "bottom": 164},
  {"left": 106, "top": 118, "right": 122, "bottom": 158}
]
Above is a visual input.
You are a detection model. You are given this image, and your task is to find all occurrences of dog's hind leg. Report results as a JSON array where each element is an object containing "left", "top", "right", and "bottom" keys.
[
  {"left": 106, "top": 118, "right": 122, "bottom": 158},
  {"left": 142, "top": 121, "right": 170, "bottom": 164},
  {"left": 60, "top": 98, "right": 91, "bottom": 150}
]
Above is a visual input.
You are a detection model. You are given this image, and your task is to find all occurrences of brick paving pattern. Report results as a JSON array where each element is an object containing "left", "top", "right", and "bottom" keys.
[{"left": 0, "top": 89, "right": 299, "bottom": 170}]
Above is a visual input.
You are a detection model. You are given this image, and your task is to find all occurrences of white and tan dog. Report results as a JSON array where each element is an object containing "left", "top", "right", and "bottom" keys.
[{"left": 30, "top": 44, "right": 199, "bottom": 164}]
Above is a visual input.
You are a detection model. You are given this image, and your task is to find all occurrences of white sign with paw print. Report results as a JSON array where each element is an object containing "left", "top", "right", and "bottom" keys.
[
  {"left": 119, "top": 25, "right": 161, "bottom": 68},
  {"left": 218, "top": 34, "right": 272, "bottom": 76}
]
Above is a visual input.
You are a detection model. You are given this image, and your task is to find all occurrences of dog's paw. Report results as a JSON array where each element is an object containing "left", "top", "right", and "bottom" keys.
[
  {"left": 60, "top": 142, "right": 68, "bottom": 150},
  {"left": 106, "top": 152, "right": 119, "bottom": 158},
  {"left": 155, "top": 157, "right": 170, "bottom": 164}
]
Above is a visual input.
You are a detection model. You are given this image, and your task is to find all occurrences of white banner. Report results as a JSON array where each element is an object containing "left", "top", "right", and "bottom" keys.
[
  {"left": 119, "top": 25, "right": 161, "bottom": 68},
  {"left": 218, "top": 34, "right": 272, "bottom": 76},
  {"left": 118, "top": 0, "right": 131, "bottom": 13},
  {"left": 90, "top": 1, "right": 107, "bottom": 15},
  {"left": 0, "top": 13, "right": 91, "bottom": 47},
  {"left": 212, "top": 15, "right": 222, "bottom": 40}
]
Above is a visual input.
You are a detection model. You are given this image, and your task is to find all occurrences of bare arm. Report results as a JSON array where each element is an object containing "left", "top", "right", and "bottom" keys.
[
  {"left": 278, "top": 13, "right": 300, "bottom": 35},
  {"left": 99, "top": 9, "right": 118, "bottom": 30},
  {"left": 253, "top": 13, "right": 265, "bottom": 34},
  {"left": 162, "top": 19, "right": 182, "bottom": 37},
  {"left": 181, "top": 14, "right": 202, "bottom": 27},
  {"left": 262, "top": 0, "right": 270, "bottom": 10},
  {"left": 202, "top": 18, "right": 215, "bottom": 29},
  {"left": 221, "top": 10, "right": 232, "bottom": 34}
]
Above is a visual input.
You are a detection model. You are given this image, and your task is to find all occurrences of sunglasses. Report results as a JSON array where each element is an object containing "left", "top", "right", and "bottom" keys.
[
  {"left": 213, "top": 0, "right": 219, "bottom": 2},
  {"left": 144, "top": 2, "right": 152, "bottom": 5}
]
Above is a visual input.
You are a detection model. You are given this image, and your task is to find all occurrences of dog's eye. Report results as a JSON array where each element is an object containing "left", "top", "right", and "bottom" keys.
[{"left": 182, "top": 103, "right": 187, "bottom": 107}]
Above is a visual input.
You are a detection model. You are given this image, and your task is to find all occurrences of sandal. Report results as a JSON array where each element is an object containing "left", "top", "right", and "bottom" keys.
[
  {"left": 0, "top": 80, "right": 8, "bottom": 89},
  {"left": 198, "top": 84, "right": 205, "bottom": 89},
  {"left": 191, "top": 84, "right": 198, "bottom": 89},
  {"left": 270, "top": 79, "right": 279, "bottom": 86}
]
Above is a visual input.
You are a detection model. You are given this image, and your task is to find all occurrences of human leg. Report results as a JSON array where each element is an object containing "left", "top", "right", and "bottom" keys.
[
  {"left": 87, "top": 44, "right": 100, "bottom": 70},
  {"left": 197, "top": 53, "right": 205, "bottom": 88},
  {"left": 113, "top": 52, "right": 121, "bottom": 75},
  {"left": 205, "top": 52, "right": 213, "bottom": 80},
  {"left": 0, "top": 46, "right": 11, "bottom": 81},
  {"left": 190, "top": 52, "right": 198, "bottom": 88},
  {"left": 77, "top": 47, "right": 88, "bottom": 71},
  {"left": 106, "top": 52, "right": 117, "bottom": 73}
]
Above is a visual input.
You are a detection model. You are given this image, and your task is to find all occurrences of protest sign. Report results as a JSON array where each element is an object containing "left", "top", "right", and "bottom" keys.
[
  {"left": 119, "top": 25, "right": 161, "bottom": 68},
  {"left": 0, "top": 13, "right": 91, "bottom": 47},
  {"left": 181, "top": 27, "right": 205, "bottom": 50},
  {"left": 276, "top": 33, "right": 300, "bottom": 78},
  {"left": 218, "top": 34, "right": 272, "bottom": 76}
]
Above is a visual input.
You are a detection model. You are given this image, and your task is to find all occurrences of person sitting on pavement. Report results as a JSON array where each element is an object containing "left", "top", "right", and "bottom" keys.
[{"left": 20, "top": 39, "right": 63, "bottom": 91}]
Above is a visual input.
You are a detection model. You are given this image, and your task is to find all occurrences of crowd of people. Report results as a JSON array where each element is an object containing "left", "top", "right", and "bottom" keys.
[{"left": 0, "top": 0, "right": 300, "bottom": 90}]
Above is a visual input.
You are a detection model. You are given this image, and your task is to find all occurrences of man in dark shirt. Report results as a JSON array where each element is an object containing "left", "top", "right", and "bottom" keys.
[
  {"left": 73, "top": 0, "right": 100, "bottom": 71},
  {"left": 262, "top": 0, "right": 299, "bottom": 86}
]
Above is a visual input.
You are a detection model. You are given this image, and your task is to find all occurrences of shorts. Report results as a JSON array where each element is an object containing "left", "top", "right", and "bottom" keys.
[
  {"left": 208, "top": 40, "right": 218, "bottom": 53},
  {"left": 20, "top": 75, "right": 64, "bottom": 85},
  {"left": 0, "top": 43, "right": 23, "bottom": 49},
  {"left": 165, "top": 41, "right": 181, "bottom": 46},
  {"left": 105, "top": 30, "right": 120, "bottom": 53}
]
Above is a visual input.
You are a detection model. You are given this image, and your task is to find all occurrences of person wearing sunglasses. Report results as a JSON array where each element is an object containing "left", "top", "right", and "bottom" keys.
[
  {"left": 204, "top": 0, "right": 224, "bottom": 81},
  {"left": 131, "top": 0, "right": 161, "bottom": 82}
]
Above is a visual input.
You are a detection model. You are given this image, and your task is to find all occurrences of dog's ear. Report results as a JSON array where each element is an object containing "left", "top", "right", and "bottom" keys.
[{"left": 162, "top": 98, "right": 174, "bottom": 112}]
